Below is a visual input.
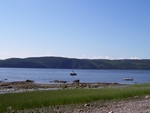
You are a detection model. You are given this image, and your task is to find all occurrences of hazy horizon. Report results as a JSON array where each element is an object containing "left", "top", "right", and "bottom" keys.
[{"left": 1, "top": 55, "right": 149, "bottom": 60}]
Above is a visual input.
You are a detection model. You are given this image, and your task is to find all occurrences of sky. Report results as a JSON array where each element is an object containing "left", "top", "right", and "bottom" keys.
[{"left": 0, "top": 0, "right": 150, "bottom": 60}]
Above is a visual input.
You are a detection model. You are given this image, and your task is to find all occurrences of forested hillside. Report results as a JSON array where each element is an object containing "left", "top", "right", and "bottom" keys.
[{"left": 0, "top": 57, "right": 150, "bottom": 69}]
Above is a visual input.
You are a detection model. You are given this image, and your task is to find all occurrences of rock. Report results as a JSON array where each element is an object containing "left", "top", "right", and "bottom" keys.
[
  {"left": 113, "top": 82, "right": 118, "bottom": 85},
  {"left": 84, "top": 103, "right": 90, "bottom": 106},
  {"left": 59, "top": 81, "right": 67, "bottom": 83},
  {"left": 63, "top": 85, "right": 67, "bottom": 88},
  {"left": 53, "top": 80, "right": 59, "bottom": 83},
  {"left": 145, "top": 95, "right": 150, "bottom": 99},
  {"left": 26, "top": 79, "right": 34, "bottom": 83},
  {"left": 6, "top": 86, "right": 13, "bottom": 89},
  {"left": 134, "top": 96, "right": 139, "bottom": 98},
  {"left": 73, "top": 79, "right": 80, "bottom": 83},
  {"left": 56, "top": 105, "right": 59, "bottom": 109},
  {"left": 108, "top": 111, "right": 114, "bottom": 113},
  {"left": 1, "top": 84, "right": 9, "bottom": 87},
  {"left": 7, "top": 106, "right": 12, "bottom": 111},
  {"left": 78, "top": 109, "right": 83, "bottom": 113}
]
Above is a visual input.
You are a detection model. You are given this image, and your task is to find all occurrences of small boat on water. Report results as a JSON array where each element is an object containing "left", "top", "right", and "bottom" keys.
[
  {"left": 70, "top": 71, "right": 77, "bottom": 76},
  {"left": 123, "top": 77, "right": 134, "bottom": 81}
]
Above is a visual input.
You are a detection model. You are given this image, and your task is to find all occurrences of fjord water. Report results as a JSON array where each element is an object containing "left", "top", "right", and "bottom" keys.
[{"left": 0, "top": 68, "right": 150, "bottom": 84}]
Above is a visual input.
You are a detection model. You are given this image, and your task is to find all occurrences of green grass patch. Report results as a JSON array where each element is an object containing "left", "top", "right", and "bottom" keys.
[{"left": 0, "top": 83, "right": 150, "bottom": 112}]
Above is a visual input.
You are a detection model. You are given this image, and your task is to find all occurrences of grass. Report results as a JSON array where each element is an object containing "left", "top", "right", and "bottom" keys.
[{"left": 0, "top": 84, "right": 150, "bottom": 112}]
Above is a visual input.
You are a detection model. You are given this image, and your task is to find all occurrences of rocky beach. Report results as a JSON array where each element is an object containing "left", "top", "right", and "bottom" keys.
[
  {"left": 0, "top": 80, "right": 127, "bottom": 94},
  {"left": 8, "top": 96, "right": 150, "bottom": 113},
  {"left": 1, "top": 80, "right": 150, "bottom": 113}
]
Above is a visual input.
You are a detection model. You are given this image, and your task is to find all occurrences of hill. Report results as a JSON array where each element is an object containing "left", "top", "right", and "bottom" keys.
[{"left": 0, "top": 57, "right": 150, "bottom": 69}]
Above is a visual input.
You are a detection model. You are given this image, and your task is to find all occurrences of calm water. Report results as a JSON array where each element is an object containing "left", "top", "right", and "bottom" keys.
[{"left": 0, "top": 68, "right": 150, "bottom": 84}]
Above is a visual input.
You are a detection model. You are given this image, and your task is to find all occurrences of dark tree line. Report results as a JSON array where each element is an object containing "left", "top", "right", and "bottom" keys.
[{"left": 0, "top": 57, "right": 150, "bottom": 70}]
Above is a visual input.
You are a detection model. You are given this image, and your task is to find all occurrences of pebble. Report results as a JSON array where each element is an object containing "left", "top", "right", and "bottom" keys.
[
  {"left": 7, "top": 106, "right": 12, "bottom": 112},
  {"left": 134, "top": 96, "right": 138, "bottom": 98},
  {"left": 84, "top": 103, "right": 90, "bottom": 106},
  {"left": 145, "top": 95, "right": 150, "bottom": 99},
  {"left": 108, "top": 111, "right": 114, "bottom": 113}
]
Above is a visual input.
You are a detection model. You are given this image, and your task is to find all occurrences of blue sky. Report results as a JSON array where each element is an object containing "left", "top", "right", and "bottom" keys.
[{"left": 0, "top": 0, "right": 150, "bottom": 60}]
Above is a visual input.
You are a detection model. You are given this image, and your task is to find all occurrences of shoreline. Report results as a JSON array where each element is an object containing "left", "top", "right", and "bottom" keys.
[
  {"left": 1, "top": 81, "right": 150, "bottom": 112},
  {"left": 0, "top": 80, "right": 129, "bottom": 94},
  {"left": 12, "top": 96, "right": 150, "bottom": 113}
]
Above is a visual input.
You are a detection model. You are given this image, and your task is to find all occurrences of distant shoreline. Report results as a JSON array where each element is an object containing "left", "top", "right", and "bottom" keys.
[
  {"left": 0, "top": 56, "right": 150, "bottom": 69},
  {"left": 0, "top": 81, "right": 128, "bottom": 94}
]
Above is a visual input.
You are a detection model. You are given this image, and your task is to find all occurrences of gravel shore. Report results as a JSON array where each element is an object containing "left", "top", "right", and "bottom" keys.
[
  {"left": 0, "top": 81, "right": 127, "bottom": 94},
  {"left": 7, "top": 96, "right": 150, "bottom": 113},
  {"left": 1, "top": 81, "right": 149, "bottom": 113}
]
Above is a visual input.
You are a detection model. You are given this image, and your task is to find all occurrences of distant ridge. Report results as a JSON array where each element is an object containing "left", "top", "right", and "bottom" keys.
[{"left": 0, "top": 56, "right": 150, "bottom": 69}]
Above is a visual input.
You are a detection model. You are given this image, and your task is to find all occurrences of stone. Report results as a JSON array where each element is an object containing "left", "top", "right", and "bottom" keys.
[
  {"left": 73, "top": 79, "right": 80, "bottom": 83},
  {"left": 108, "top": 111, "right": 114, "bottom": 113},
  {"left": 84, "top": 103, "right": 90, "bottom": 106},
  {"left": 54, "top": 80, "right": 59, "bottom": 83},
  {"left": 145, "top": 95, "right": 150, "bottom": 99},
  {"left": 7, "top": 106, "right": 12, "bottom": 111},
  {"left": 26, "top": 79, "right": 34, "bottom": 83},
  {"left": 78, "top": 109, "right": 83, "bottom": 113},
  {"left": 134, "top": 96, "right": 139, "bottom": 98}
]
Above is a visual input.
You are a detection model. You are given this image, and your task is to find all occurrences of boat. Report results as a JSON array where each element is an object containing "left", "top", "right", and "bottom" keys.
[
  {"left": 123, "top": 77, "right": 134, "bottom": 81},
  {"left": 70, "top": 71, "right": 77, "bottom": 76}
]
